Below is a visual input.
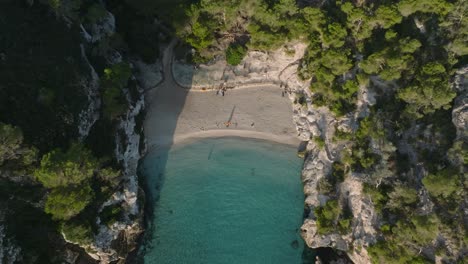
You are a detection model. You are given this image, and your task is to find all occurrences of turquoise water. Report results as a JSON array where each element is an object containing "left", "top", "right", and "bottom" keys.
[{"left": 140, "top": 137, "right": 305, "bottom": 263}]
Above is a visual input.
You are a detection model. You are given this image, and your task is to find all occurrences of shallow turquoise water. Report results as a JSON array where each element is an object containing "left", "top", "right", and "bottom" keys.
[{"left": 140, "top": 137, "right": 305, "bottom": 263}]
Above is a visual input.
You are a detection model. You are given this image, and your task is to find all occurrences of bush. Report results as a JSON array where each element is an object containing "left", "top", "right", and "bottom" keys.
[
  {"left": 313, "top": 136, "right": 325, "bottom": 149},
  {"left": 225, "top": 44, "right": 247, "bottom": 65},
  {"left": 0, "top": 123, "right": 23, "bottom": 165},
  {"left": 363, "top": 183, "right": 388, "bottom": 214},
  {"left": 331, "top": 162, "right": 345, "bottom": 182},
  {"left": 85, "top": 4, "right": 107, "bottom": 24},
  {"left": 100, "top": 204, "right": 123, "bottom": 226},
  {"left": 102, "top": 62, "right": 131, "bottom": 120},
  {"left": 61, "top": 221, "right": 94, "bottom": 245},
  {"left": 34, "top": 142, "right": 98, "bottom": 188},
  {"left": 315, "top": 199, "right": 341, "bottom": 234},
  {"left": 45, "top": 185, "right": 94, "bottom": 220},
  {"left": 386, "top": 185, "right": 418, "bottom": 212},
  {"left": 422, "top": 167, "right": 460, "bottom": 199}
]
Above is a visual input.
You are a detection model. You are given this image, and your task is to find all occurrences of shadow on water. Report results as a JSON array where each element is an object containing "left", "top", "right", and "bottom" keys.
[
  {"left": 130, "top": 39, "right": 319, "bottom": 264},
  {"left": 130, "top": 38, "right": 194, "bottom": 263}
]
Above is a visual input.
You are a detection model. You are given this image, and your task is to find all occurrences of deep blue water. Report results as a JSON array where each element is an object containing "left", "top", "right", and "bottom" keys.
[{"left": 140, "top": 137, "right": 305, "bottom": 263}]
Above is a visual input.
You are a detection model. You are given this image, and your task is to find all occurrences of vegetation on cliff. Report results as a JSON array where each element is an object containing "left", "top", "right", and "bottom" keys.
[
  {"left": 0, "top": 0, "right": 155, "bottom": 262},
  {"left": 160, "top": 0, "right": 467, "bottom": 263},
  {"left": 0, "top": 0, "right": 466, "bottom": 263}
]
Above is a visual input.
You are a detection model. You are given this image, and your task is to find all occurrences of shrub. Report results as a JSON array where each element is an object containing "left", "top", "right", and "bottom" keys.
[
  {"left": 363, "top": 183, "right": 388, "bottom": 214},
  {"left": 85, "top": 4, "right": 107, "bottom": 24},
  {"left": 0, "top": 123, "right": 23, "bottom": 165},
  {"left": 315, "top": 199, "right": 341, "bottom": 234},
  {"left": 386, "top": 185, "right": 418, "bottom": 212},
  {"left": 422, "top": 167, "right": 460, "bottom": 199},
  {"left": 225, "top": 44, "right": 247, "bottom": 65},
  {"left": 313, "top": 136, "right": 325, "bottom": 149},
  {"left": 102, "top": 62, "right": 131, "bottom": 120},
  {"left": 317, "top": 177, "right": 334, "bottom": 194},
  {"left": 45, "top": 185, "right": 94, "bottom": 220},
  {"left": 61, "top": 221, "right": 94, "bottom": 245},
  {"left": 34, "top": 142, "right": 98, "bottom": 188},
  {"left": 331, "top": 162, "right": 345, "bottom": 182},
  {"left": 368, "top": 240, "right": 417, "bottom": 264},
  {"left": 100, "top": 204, "right": 123, "bottom": 226}
]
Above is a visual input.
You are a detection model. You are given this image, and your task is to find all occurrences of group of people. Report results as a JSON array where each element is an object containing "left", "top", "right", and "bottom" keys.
[
  {"left": 280, "top": 82, "right": 292, "bottom": 97},
  {"left": 216, "top": 86, "right": 228, "bottom": 96}
]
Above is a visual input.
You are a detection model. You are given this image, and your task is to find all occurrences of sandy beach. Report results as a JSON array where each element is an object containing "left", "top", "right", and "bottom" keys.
[
  {"left": 144, "top": 83, "right": 299, "bottom": 147},
  {"left": 142, "top": 40, "right": 300, "bottom": 151}
]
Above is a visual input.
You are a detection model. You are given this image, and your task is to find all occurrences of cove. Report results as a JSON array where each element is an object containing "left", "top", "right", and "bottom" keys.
[{"left": 139, "top": 137, "right": 305, "bottom": 263}]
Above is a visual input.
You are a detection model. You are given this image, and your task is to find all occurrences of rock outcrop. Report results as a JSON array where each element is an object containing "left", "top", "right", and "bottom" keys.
[
  {"left": 290, "top": 84, "right": 378, "bottom": 264},
  {"left": 172, "top": 42, "right": 309, "bottom": 90}
]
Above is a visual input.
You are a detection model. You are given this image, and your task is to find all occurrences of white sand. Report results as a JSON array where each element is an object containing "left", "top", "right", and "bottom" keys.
[{"left": 143, "top": 40, "right": 300, "bottom": 150}]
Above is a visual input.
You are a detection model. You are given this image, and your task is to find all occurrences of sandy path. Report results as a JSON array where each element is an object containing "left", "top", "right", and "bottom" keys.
[{"left": 144, "top": 40, "right": 299, "bottom": 149}]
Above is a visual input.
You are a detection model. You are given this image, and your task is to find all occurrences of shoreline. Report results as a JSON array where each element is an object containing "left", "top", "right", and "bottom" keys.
[{"left": 145, "top": 129, "right": 301, "bottom": 153}]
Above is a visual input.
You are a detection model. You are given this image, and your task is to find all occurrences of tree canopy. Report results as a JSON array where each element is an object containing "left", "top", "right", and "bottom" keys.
[{"left": 34, "top": 142, "right": 98, "bottom": 188}]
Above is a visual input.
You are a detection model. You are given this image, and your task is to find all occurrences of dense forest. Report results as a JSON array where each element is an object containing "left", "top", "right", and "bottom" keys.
[{"left": 0, "top": 0, "right": 466, "bottom": 263}]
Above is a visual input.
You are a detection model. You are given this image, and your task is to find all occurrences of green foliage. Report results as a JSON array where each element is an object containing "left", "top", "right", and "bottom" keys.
[
  {"left": 84, "top": 4, "right": 107, "bottom": 24},
  {"left": 448, "top": 140, "right": 468, "bottom": 167},
  {"left": 398, "top": 62, "right": 456, "bottom": 118},
  {"left": 45, "top": 185, "right": 94, "bottom": 220},
  {"left": 368, "top": 240, "right": 420, "bottom": 264},
  {"left": 313, "top": 136, "right": 325, "bottom": 149},
  {"left": 225, "top": 44, "right": 247, "bottom": 65},
  {"left": 341, "top": 3, "right": 402, "bottom": 45},
  {"left": 363, "top": 184, "right": 388, "bottom": 214},
  {"left": 333, "top": 127, "right": 353, "bottom": 141},
  {"left": 331, "top": 162, "right": 345, "bottom": 182},
  {"left": 398, "top": 0, "right": 453, "bottom": 17},
  {"left": 61, "top": 221, "right": 94, "bottom": 245},
  {"left": 322, "top": 23, "right": 347, "bottom": 49},
  {"left": 34, "top": 142, "right": 97, "bottom": 188},
  {"left": 100, "top": 204, "right": 123, "bottom": 226},
  {"left": 317, "top": 177, "right": 334, "bottom": 194},
  {"left": 374, "top": 5, "right": 403, "bottom": 29},
  {"left": 98, "top": 167, "right": 121, "bottom": 188},
  {"left": 248, "top": 0, "right": 302, "bottom": 50},
  {"left": 102, "top": 62, "right": 131, "bottom": 120},
  {"left": 395, "top": 214, "right": 440, "bottom": 246},
  {"left": 343, "top": 117, "right": 384, "bottom": 171},
  {"left": 386, "top": 185, "right": 418, "bottom": 212},
  {"left": 315, "top": 198, "right": 353, "bottom": 235},
  {"left": 186, "top": 21, "right": 215, "bottom": 51},
  {"left": 360, "top": 38, "right": 421, "bottom": 81},
  {"left": 441, "top": 0, "right": 468, "bottom": 56},
  {"left": 422, "top": 167, "right": 461, "bottom": 199},
  {"left": 0, "top": 123, "right": 23, "bottom": 165},
  {"left": 48, "top": 0, "right": 61, "bottom": 10},
  {"left": 315, "top": 199, "right": 341, "bottom": 234}
]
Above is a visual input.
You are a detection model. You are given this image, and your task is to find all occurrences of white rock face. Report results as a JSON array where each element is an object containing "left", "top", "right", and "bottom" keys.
[
  {"left": 173, "top": 42, "right": 309, "bottom": 91},
  {"left": 84, "top": 77, "right": 145, "bottom": 263},
  {"left": 72, "top": 11, "right": 145, "bottom": 263},
  {"left": 77, "top": 44, "right": 101, "bottom": 139}
]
